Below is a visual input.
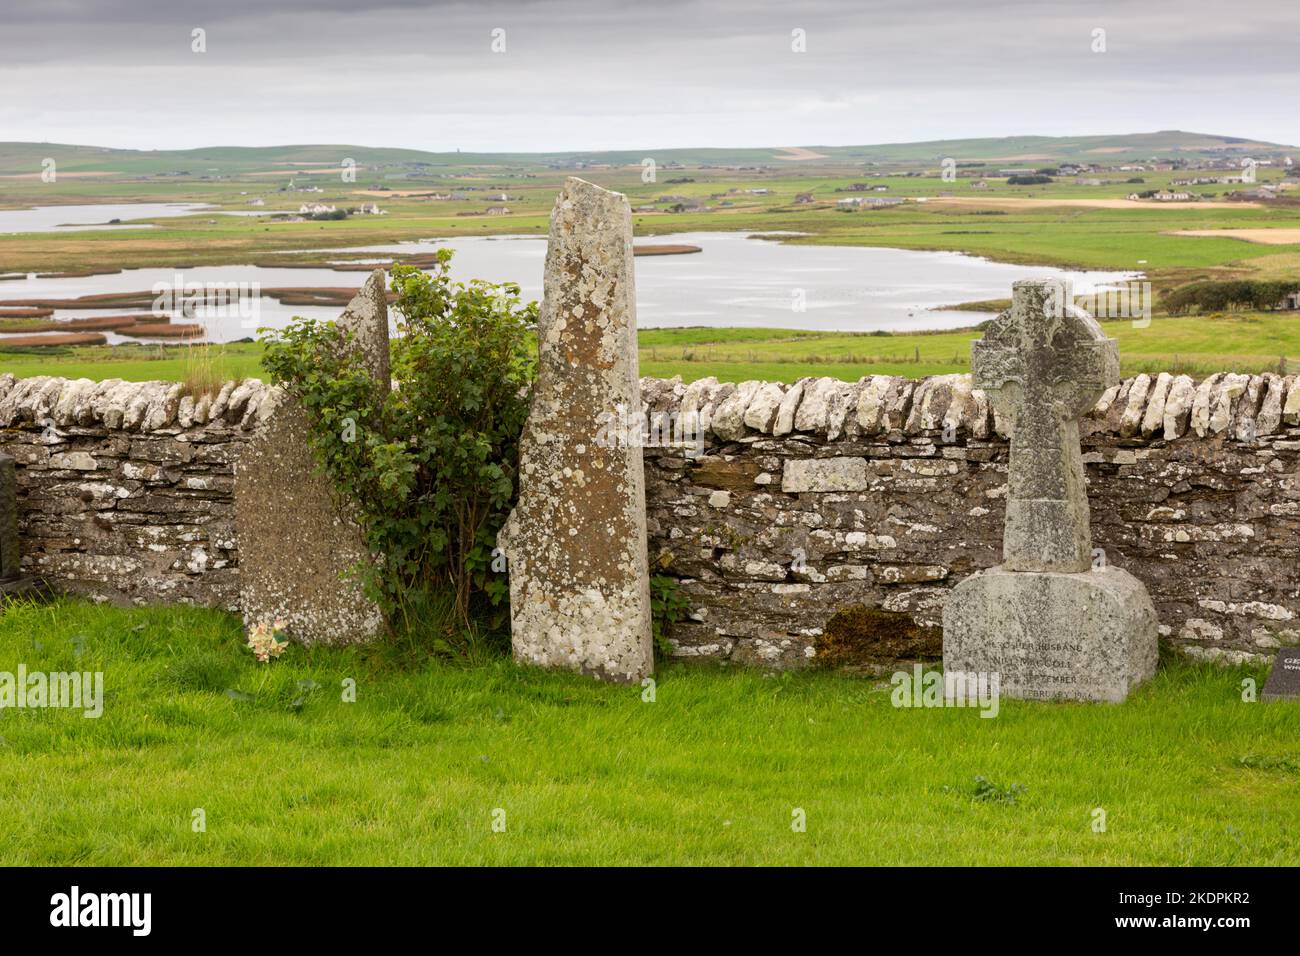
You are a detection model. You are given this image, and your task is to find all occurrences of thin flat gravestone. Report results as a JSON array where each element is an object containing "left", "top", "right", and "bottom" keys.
[
  {"left": 1261, "top": 647, "right": 1300, "bottom": 701},
  {"left": 498, "top": 178, "right": 654, "bottom": 682},
  {"left": 943, "top": 279, "right": 1158, "bottom": 702},
  {"left": 234, "top": 271, "right": 389, "bottom": 643}
]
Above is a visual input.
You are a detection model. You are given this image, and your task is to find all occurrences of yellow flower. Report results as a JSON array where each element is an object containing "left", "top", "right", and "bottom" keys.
[{"left": 246, "top": 619, "right": 289, "bottom": 663}]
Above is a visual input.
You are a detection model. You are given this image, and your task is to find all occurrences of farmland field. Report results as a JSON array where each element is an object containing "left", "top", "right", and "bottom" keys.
[
  {"left": 4, "top": 312, "right": 1297, "bottom": 385},
  {"left": 2, "top": 131, "right": 1299, "bottom": 377}
]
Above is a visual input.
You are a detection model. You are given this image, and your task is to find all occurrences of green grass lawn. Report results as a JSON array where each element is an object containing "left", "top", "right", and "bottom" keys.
[
  {"left": 0, "top": 598, "right": 1295, "bottom": 866},
  {"left": 4, "top": 312, "right": 1298, "bottom": 386},
  {"left": 0, "top": 342, "right": 267, "bottom": 384}
]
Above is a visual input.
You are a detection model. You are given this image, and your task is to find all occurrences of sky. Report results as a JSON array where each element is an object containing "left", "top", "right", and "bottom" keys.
[{"left": 1, "top": 0, "right": 1297, "bottom": 152}]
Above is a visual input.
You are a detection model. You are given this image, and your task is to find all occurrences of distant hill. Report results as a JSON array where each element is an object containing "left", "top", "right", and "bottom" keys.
[
  {"left": 0, "top": 131, "right": 1292, "bottom": 176},
  {"left": 808, "top": 130, "right": 1295, "bottom": 164}
]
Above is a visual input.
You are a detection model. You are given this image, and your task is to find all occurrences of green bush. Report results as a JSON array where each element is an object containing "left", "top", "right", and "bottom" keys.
[{"left": 260, "top": 251, "right": 537, "bottom": 636}]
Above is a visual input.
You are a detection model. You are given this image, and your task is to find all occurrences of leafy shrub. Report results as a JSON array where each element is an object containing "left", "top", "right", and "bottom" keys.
[{"left": 261, "top": 251, "right": 537, "bottom": 634}]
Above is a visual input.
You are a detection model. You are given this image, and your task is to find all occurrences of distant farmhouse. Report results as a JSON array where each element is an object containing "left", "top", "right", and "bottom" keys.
[{"left": 1230, "top": 186, "right": 1281, "bottom": 201}]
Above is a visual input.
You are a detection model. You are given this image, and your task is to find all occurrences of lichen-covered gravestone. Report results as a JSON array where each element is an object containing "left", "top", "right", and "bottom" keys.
[
  {"left": 499, "top": 178, "right": 654, "bottom": 682},
  {"left": 942, "top": 280, "right": 1158, "bottom": 702},
  {"left": 234, "top": 270, "right": 389, "bottom": 643}
]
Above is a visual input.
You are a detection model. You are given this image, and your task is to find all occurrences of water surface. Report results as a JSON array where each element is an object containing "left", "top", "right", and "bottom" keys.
[
  {"left": 0, "top": 231, "right": 1139, "bottom": 343},
  {"left": 0, "top": 203, "right": 212, "bottom": 234}
]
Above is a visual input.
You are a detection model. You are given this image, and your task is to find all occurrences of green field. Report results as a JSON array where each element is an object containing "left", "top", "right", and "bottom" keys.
[
  {"left": 2, "top": 131, "right": 1299, "bottom": 281},
  {"left": 0, "top": 599, "right": 1295, "bottom": 866},
  {"left": 2, "top": 178, "right": 1297, "bottom": 278},
  {"left": 4, "top": 312, "right": 1297, "bottom": 385},
  {"left": 2, "top": 131, "right": 1299, "bottom": 384}
]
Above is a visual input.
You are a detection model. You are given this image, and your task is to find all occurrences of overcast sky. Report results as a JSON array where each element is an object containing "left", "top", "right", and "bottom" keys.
[{"left": 2, "top": 0, "right": 1296, "bottom": 152}]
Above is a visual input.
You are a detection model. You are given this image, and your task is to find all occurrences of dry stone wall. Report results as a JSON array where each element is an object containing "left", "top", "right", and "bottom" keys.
[
  {"left": 0, "top": 372, "right": 274, "bottom": 608},
  {"left": 2, "top": 369, "right": 1298, "bottom": 669},
  {"left": 640, "top": 370, "right": 1300, "bottom": 668}
]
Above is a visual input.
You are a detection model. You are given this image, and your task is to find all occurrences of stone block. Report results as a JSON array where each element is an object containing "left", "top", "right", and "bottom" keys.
[
  {"left": 943, "top": 564, "right": 1158, "bottom": 702},
  {"left": 782, "top": 457, "right": 868, "bottom": 493}
]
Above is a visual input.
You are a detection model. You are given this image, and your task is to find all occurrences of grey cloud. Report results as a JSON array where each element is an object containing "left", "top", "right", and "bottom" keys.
[{"left": 0, "top": 0, "right": 1295, "bottom": 150}]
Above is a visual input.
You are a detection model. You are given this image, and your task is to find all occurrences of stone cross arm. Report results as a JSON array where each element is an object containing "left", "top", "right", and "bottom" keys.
[{"left": 972, "top": 280, "right": 1119, "bottom": 419}]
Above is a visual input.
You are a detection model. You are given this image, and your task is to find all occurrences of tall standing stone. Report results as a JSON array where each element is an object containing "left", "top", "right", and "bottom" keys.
[
  {"left": 336, "top": 269, "right": 391, "bottom": 398},
  {"left": 234, "top": 271, "right": 390, "bottom": 643},
  {"left": 943, "top": 280, "right": 1158, "bottom": 702},
  {"left": 499, "top": 178, "right": 653, "bottom": 682}
]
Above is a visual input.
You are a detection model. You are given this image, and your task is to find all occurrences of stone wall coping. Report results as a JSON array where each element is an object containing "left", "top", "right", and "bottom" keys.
[
  {"left": 639, "top": 371, "right": 1300, "bottom": 444},
  {"left": 3, "top": 370, "right": 1298, "bottom": 443},
  {"left": 0, "top": 373, "right": 279, "bottom": 434}
]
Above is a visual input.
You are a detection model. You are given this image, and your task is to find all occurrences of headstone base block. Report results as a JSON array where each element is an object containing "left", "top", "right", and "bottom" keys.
[{"left": 943, "top": 564, "right": 1158, "bottom": 702}]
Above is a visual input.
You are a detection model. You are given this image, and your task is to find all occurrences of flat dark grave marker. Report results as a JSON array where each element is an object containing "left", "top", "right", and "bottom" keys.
[{"left": 1261, "top": 647, "right": 1300, "bottom": 701}]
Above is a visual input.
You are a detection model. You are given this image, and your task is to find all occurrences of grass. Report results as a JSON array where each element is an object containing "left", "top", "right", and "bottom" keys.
[
  {"left": 0, "top": 598, "right": 1296, "bottom": 866},
  {"left": 5, "top": 312, "right": 1299, "bottom": 385},
  {"left": 0, "top": 342, "right": 265, "bottom": 383},
  {"left": 179, "top": 341, "right": 229, "bottom": 399}
]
